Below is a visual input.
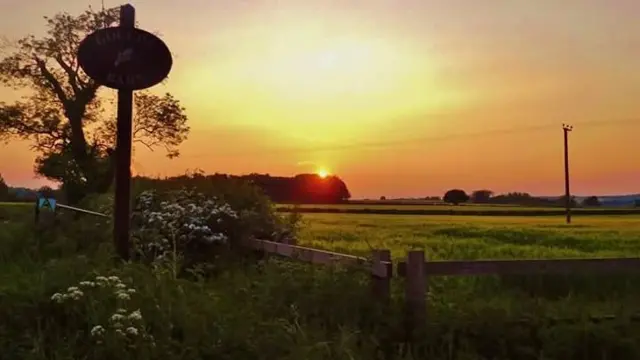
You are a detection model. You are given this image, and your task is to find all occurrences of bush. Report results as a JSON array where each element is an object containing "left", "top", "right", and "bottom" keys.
[{"left": 130, "top": 188, "right": 300, "bottom": 271}]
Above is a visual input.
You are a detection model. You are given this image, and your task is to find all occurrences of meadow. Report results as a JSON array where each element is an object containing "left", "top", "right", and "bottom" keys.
[
  {"left": 3, "top": 199, "right": 640, "bottom": 359},
  {"left": 277, "top": 202, "right": 640, "bottom": 216},
  {"left": 297, "top": 213, "right": 640, "bottom": 259}
]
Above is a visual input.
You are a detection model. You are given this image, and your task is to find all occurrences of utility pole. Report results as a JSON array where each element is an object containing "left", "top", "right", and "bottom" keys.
[{"left": 562, "top": 124, "right": 573, "bottom": 224}]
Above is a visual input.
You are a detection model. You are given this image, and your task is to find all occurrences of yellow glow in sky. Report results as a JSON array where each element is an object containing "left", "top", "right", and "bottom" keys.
[{"left": 1, "top": 0, "right": 639, "bottom": 198}]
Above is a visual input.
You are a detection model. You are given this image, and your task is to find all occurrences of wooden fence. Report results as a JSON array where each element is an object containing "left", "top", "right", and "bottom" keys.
[{"left": 249, "top": 239, "right": 640, "bottom": 333}]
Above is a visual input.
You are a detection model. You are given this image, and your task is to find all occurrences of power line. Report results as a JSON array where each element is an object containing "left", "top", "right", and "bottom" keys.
[{"left": 182, "top": 117, "right": 638, "bottom": 159}]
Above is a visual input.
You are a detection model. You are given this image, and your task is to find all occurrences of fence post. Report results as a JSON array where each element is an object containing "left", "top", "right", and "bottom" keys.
[
  {"left": 371, "top": 249, "right": 392, "bottom": 304},
  {"left": 404, "top": 250, "right": 426, "bottom": 342}
]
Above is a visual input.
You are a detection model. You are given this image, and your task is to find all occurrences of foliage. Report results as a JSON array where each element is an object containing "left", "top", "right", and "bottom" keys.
[
  {"left": 470, "top": 189, "right": 493, "bottom": 203},
  {"left": 443, "top": 188, "right": 469, "bottom": 205},
  {"left": 3, "top": 205, "right": 640, "bottom": 359},
  {"left": 582, "top": 196, "right": 601, "bottom": 207},
  {"left": 0, "top": 6, "right": 189, "bottom": 204},
  {"left": 134, "top": 172, "right": 351, "bottom": 205},
  {"left": 558, "top": 195, "right": 578, "bottom": 208},
  {"left": 131, "top": 187, "right": 300, "bottom": 272},
  {"left": 0, "top": 174, "right": 8, "bottom": 201}
]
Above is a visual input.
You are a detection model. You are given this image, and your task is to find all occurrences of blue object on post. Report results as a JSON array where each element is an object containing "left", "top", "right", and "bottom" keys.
[{"left": 38, "top": 197, "right": 57, "bottom": 210}]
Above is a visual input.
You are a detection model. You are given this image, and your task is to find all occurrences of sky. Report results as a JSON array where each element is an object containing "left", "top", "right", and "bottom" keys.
[{"left": 1, "top": 0, "right": 639, "bottom": 198}]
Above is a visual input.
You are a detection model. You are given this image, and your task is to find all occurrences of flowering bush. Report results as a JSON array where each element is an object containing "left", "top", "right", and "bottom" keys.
[
  {"left": 130, "top": 188, "right": 299, "bottom": 270},
  {"left": 50, "top": 274, "right": 155, "bottom": 356}
]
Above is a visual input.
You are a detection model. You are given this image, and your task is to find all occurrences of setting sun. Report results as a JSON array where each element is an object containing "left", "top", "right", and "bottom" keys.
[{"left": 317, "top": 169, "right": 330, "bottom": 178}]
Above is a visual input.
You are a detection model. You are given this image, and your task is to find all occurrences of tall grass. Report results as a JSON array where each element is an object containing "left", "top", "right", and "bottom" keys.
[{"left": 2, "top": 206, "right": 640, "bottom": 359}]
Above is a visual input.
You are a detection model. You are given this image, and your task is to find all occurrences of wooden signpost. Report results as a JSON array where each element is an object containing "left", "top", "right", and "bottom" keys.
[{"left": 77, "top": 4, "right": 173, "bottom": 260}]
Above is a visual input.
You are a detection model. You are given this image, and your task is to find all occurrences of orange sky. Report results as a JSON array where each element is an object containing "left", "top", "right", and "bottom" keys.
[{"left": 1, "top": 0, "right": 639, "bottom": 198}]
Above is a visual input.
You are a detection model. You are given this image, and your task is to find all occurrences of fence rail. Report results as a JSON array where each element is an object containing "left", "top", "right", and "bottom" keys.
[
  {"left": 247, "top": 239, "right": 391, "bottom": 278},
  {"left": 396, "top": 256, "right": 640, "bottom": 276},
  {"left": 57, "top": 204, "right": 110, "bottom": 218}
]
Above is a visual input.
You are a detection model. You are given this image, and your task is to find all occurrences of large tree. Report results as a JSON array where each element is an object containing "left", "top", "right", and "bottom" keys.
[{"left": 0, "top": 7, "right": 189, "bottom": 204}]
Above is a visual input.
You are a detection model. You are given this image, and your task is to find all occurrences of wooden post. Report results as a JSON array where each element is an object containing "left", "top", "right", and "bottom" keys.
[
  {"left": 371, "top": 249, "right": 392, "bottom": 304},
  {"left": 562, "top": 124, "right": 573, "bottom": 224},
  {"left": 113, "top": 4, "right": 136, "bottom": 261},
  {"left": 404, "top": 250, "right": 426, "bottom": 341},
  {"left": 34, "top": 198, "right": 39, "bottom": 224}
]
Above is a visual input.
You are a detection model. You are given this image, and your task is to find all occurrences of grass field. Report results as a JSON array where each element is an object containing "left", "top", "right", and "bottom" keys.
[
  {"left": 4, "top": 200, "right": 640, "bottom": 358},
  {"left": 297, "top": 213, "right": 640, "bottom": 259},
  {"left": 296, "top": 213, "right": 640, "bottom": 332},
  {"left": 277, "top": 202, "right": 640, "bottom": 216}
]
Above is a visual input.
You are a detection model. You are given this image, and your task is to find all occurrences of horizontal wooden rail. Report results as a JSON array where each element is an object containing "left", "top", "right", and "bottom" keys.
[
  {"left": 57, "top": 204, "right": 110, "bottom": 218},
  {"left": 397, "top": 257, "right": 640, "bottom": 277},
  {"left": 247, "top": 239, "right": 391, "bottom": 278}
]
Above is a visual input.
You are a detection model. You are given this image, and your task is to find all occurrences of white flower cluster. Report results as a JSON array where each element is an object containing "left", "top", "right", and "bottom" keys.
[
  {"left": 133, "top": 190, "right": 239, "bottom": 261},
  {"left": 51, "top": 276, "right": 135, "bottom": 303},
  {"left": 51, "top": 275, "right": 154, "bottom": 346}
]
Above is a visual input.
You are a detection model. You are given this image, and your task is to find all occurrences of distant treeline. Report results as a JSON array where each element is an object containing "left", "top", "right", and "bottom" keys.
[
  {"left": 378, "top": 190, "right": 640, "bottom": 208},
  {"left": 133, "top": 173, "right": 352, "bottom": 204},
  {"left": 3, "top": 171, "right": 638, "bottom": 208}
]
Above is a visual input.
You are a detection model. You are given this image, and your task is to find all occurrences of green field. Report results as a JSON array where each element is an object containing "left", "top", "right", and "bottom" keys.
[
  {"left": 277, "top": 202, "right": 640, "bottom": 216},
  {"left": 297, "top": 213, "right": 640, "bottom": 259},
  {"left": 4, "top": 201, "right": 640, "bottom": 358},
  {"left": 295, "top": 213, "right": 640, "bottom": 332},
  {"left": 280, "top": 203, "right": 546, "bottom": 210}
]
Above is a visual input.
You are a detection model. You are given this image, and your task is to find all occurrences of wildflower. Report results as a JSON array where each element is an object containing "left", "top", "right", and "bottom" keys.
[
  {"left": 127, "top": 288, "right": 136, "bottom": 294},
  {"left": 90, "top": 325, "right": 106, "bottom": 337},
  {"left": 110, "top": 313, "right": 126, "bottom": 322},
  {"left": 116, "top": 291, "right": 131, "bottom": 301},
  {"left": 128, "top": 310, "right": 142, "bottom": 321},
  {"left": 51, "top": 293, "right": 64, "bottom": 303},
  {"left": 125, "top": 327, "right": 139, "bottom": 336},
  {"left": 69, "top": 289, "right": 84, "bottom": 300}
]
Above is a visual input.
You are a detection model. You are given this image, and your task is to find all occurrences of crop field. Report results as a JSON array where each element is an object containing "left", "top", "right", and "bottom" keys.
[
  {"left": 279, "top": 203, "right": 546, "bottom": 211},
  {"left": 296, "top": 213, "right": 640, "bottom": 259},
  {"left": 298, "top": 212, "right": 640, "bottom": 327},
  {"left": 277, "top": 202, "right": 640, "bottom": 216}
]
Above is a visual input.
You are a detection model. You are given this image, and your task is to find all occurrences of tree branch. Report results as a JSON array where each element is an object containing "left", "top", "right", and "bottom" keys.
[{"left": 33, "top": 55, "right": 69, "bottom": 106}]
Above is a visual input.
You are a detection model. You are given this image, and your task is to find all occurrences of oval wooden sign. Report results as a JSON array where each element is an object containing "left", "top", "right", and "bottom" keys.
[{"left": 77, "top": 27, "right": 172, "bottom": 91}]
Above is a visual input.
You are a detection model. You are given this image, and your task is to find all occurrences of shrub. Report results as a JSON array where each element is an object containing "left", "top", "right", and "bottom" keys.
[{"left": 130, "top": 188, "right": 300, "bottom": 271}]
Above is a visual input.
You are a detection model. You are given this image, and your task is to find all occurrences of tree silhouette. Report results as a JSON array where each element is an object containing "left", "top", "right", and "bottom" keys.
[
  {"left": 0, "top": 174, "right": 8, "bottom": 201},
  {"left": 471, "top": 189, "right": 494, "bottom": 203},
  {"left": 582, "top": 196, "right": 601, "bottom": 207},
  {"left": 443, "top": 189, "right": 469, "bottom": 205},
  {"left": 0, "top": 7, "right": 189, "bottom": 204},
  {"left": 133, "top": 173, "right": 352, "bottom": 204}
]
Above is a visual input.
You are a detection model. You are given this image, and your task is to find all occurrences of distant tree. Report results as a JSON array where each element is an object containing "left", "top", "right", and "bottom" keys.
[
  {"left": 471, "top": 189, "right": 494, "bottom": 203},
  {"left": 443, "top": 189, "right": 469, "bottom": 205},
  {"left": 556, "top": 195, "right": 578, "bottom": 208},
  {"left": 380, "top": 196, "right": 386, "bottom": 200},
  {"left": 37, "top": 186, "right": 56, "bottom": 198},
  {"left": 635, "top": 200, "right": 640, "bottom": 208},
  {"left": 0, "top": 174, "right": 8, "bottom": 201},
  {"left": 582, "top": 196, "right": 601, "bottom": 207}
]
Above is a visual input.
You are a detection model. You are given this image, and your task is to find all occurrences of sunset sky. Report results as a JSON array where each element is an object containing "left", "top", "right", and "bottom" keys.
[{"left": 1, "top": 0, "right": 639, "bottom": 198}]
